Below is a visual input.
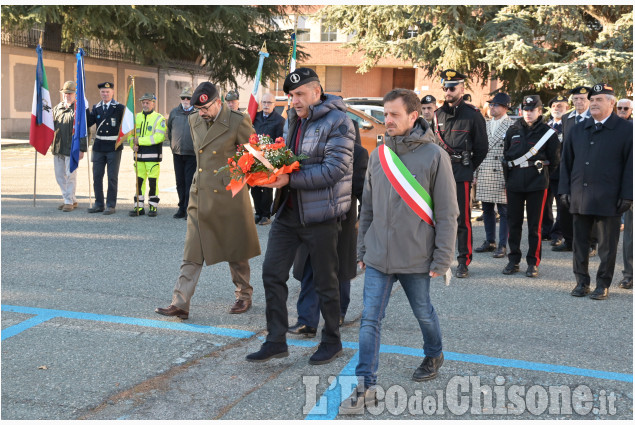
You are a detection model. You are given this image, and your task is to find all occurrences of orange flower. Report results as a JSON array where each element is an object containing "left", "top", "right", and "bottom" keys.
[
  {"left": 237, "top": 153, "right": 255, "bottom": 173},
  {"left": 249, "top": 133, "right": 259, "bottom": 145},
  {"left": 275, "top": 137, "right": 285, "bottom": 144}
]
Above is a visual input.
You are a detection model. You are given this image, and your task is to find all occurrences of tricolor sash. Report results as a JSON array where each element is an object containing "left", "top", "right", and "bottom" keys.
[{"left": 378, "top": 144, "right": 435, "bottom": 226}]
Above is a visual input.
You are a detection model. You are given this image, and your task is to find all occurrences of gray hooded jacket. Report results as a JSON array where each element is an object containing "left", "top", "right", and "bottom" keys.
[
  {"left": 283, "top": 94, "right": 355, "bottom": 224},
  {"left": 358, "top": 118, "right": 459, "bottom": 275}
]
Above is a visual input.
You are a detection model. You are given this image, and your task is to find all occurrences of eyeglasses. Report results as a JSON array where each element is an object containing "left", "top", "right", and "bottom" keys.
[
  {"left": 261, "top": 101, "right": 274, "bottom": 105},
  {"left": 181, "top": 97, "right": 191, "bottom": 100},
  {"left": 617, "top": 107, "right": 631, "bottom": 111},
  {"left": 194, "top": 99, "right": 217, "bottom": 112},
  {"left": 442, "top": 86, "right": 458, "bottom": 92}
]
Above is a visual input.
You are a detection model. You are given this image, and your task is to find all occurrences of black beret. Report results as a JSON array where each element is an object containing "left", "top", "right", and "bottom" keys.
[
  {"left": 440, "top": 69, "right": 467, "bottom": 87},
  {"left": 522, "top": 95, "right": 543, "bottom": 111},
  {"left": 191, "top": 82, "right": 219, "bottom": 107},
  {"left": 488, "top": 92, "right": 511, "bottom": 108},
  {"left": 283, "top": 67, "right": 320, "bottom": 94},
  {"left": 97, "top": 82, "right": 114, "bottom": 89},
  {"left": 421, "top": 94, "right": 436, "bottom": 105},
  {"left": 548, "top": 95, "right": 568, "bottom": 107},
  {"left": 588, "top": 83, "right": 615, "bottom": 99},
  {"left": 569, "top": 86, "right": 591, "bottom": 95}
]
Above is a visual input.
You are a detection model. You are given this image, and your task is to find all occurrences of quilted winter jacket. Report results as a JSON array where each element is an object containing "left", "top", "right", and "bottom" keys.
[{"left": 282, "top": 94, "right": 355, "bottom": 224}]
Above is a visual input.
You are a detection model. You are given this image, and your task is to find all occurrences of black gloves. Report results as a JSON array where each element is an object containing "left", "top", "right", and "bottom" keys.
[
  {"left": 560, "top": 194, "right": 570, "bottom": 210},
  {"left": 617, "top": 199, "right": 632, "bottom": 214}
]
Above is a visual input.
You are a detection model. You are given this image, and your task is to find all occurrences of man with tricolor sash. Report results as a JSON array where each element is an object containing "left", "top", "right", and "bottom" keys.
[{"left": 340, "top": 89, "right": 458, "bottom": 414}]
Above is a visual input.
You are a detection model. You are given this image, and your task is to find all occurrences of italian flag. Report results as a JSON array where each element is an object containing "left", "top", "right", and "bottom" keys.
[
  {"left": 116, "top": 84, "right": 135, "bottom": 149},
  {"left": 29, "top": 45, "right": 54, "bottom": 155},
  {"left": 247, "top": 47, "right": 270, "bottom": 123}
]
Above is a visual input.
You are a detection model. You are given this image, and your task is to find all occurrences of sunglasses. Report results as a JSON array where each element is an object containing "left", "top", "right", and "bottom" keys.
[
  {"left": 617, "top": 107, "right": 631, "bottom": 111},
  {"left": 181, "top": 97, "right": 191, "bottom": 100},
  {"left": 442, "top": 86, "right": 458, "bottom": 92}
]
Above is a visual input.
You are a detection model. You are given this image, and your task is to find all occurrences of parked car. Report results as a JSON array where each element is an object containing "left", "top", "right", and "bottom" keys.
[
  {"left": 274, "top": 98, "right": 385, "bottom": 153},
  {"left": 343, "top": 97, "right": 384, "bottom": 107},
  {"left": 348, "top": 104, "right": 385, "bottom": 124}
]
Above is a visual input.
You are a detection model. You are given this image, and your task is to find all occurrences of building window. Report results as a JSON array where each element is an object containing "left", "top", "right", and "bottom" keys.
[
  {"left": 297, "top": 15, "right": 310, "bottom": 42},
  {"left": 325, "top": 66, "right": 342, "bottom": 92},
  {"left": 321, "top": 21, "right": 337, "bottom": 42}
]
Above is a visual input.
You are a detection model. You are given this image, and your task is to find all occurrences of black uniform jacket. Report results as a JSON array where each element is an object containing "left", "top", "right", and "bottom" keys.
[
  {"left": 433, "top": 99, "right": 488, "bottom": 182},
  {"left": 87, "top": 101, "right": 126, "bottom": 152},
  {"left": 559, "top": 113, "right": 633, "bottom": 216},
  {"left": 503, "top": 116, "right": 561, "bottom": 193},
  {"left": 253, "top": 110, "right": 285, "bottom": 141}
]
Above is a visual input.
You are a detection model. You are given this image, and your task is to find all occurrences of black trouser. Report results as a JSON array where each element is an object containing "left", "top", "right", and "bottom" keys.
[
  {"left": 173, "top": 154, "right": 197, "bottom": 212},
  {"left": 542, "top": 182, "right": 555, "bottom": 238},
  {"left": 92, "top": 149, "right": 122, "bottom": 209},
  {"left": 456, "top": 181, "right": 473, "bottom": 265},
  {"left": 251, "top": 187, "right": 273, "bottom": 218},
  {"left": 261, "top": 206, "right": 341, "bottom": 344},
  {"left": 507, "top": 189, "right": 548, "bottom": 267},
  {"left": 572, "top": 214, "right": 621, "bottom": 289},
  {"left": 550, "top": 179, "right": 563, "bottom": 239}
]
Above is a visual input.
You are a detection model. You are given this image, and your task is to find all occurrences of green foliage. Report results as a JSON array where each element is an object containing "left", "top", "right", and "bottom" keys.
[
  {"left": 322, "top": 5, "right": 633, "bottom": 101},
  {"left": 1, "top": 5, "right": 305, "bottom": 88}
]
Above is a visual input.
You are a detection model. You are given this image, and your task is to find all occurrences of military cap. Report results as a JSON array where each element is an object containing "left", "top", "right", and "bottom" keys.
[
  {"left": 139, "top": 93, "right": 156, "bottom": 101},
  {"left": 522, "top": 95, "right": 542, "bottom": 111},
  {"left": 548, "top": 95, "right": 568, "bottom": 107},
  {"left": 488, "top": 92, "right": 511, "bottom": 108},
  {"left": 463, "top": 93, "right": 472, "bottom": 102},
  {"left": 283, "top": 67, "right": 320, "bottom": 94},
  {"left": 588, "top": 83, "right": 614, "bottom": 99},
  {"left": 191, "top": 82, "right": 219, "bottom": 107},
  {"left": 97, "top": 82, "right": 114, "bottom": 90},
  {"left": 440, "top": 69, "right": 467, "bottom": 87},
  {"left": 225, "top": 90, "right": 239, "bottom": 101},
  {"left": 569, "top": 86, "right": 591, "bottom": 96},
  {"left": 179, "top": 87, "right": 193, "bottom": 98},
  {"left": 60, "top": 81, "right": 76, "bottom": 94},
  {"left": 421, "top": 94, "right": 436, "bottom": 105}
]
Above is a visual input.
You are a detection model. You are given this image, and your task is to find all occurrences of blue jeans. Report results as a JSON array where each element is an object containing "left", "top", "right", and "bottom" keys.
[
  {"left": 296, "top": 258, "right": 351, "bottom": 328},
  {"left": 356, "top": 266, "right": 442, "bottom": 387},
  {"left": 482, "top": 202, "right": 508, "bottom": 247}
]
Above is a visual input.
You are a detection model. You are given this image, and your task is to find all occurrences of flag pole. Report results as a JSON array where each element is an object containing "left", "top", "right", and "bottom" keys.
[
  {"left": 33, "top": 32, "right": 44, "bottom": 207},
  {"left": 132, "top": 76, "right": 139, "bottom": 216}
]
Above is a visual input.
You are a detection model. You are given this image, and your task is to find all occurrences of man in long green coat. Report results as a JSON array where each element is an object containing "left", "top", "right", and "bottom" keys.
[{"left": 155, "top": 82, "right": 260, "bottom": 318}]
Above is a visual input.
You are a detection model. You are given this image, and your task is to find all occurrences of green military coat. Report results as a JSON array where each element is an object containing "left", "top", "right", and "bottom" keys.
[{"left": 183, "top": 104, "right": 261, "bottom": 265}]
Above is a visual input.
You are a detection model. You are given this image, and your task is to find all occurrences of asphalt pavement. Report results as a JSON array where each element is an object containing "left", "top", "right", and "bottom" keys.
[{"left": 1, "top": 145, "right": 632, "bottom": 420}]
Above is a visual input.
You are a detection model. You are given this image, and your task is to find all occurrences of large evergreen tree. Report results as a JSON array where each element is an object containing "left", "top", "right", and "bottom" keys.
[
  {"left": 322, "top": 5, "right": 632, "bottom": 100},
  {"left": 1, "top": 5, "right": 305, "bottom": 88}
]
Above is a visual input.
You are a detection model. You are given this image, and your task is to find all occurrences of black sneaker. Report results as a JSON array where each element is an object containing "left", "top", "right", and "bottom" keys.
[
  {"left": 288, "top": 322, "right": 317, "bottom": 338},
  {"left": 129, "top": 208, "right": 145, "bottom": 217},
  {"left": 552, "top": 242, "right": 572, "bottom": 252},
  {"left": 412, "top": 353, "right": 444, "bottom": 381},
  {"left": 493, "top": 245, "right": 507, "bottom": 258},
  {"left": 526, "top": 265, "right": 538, "bottom": 278},
  {"left": 570, "top": 284, "right": 591, "bottom": 297},
  {"left": 502, "top": 262, "right": 520, "bottom": 275},
  {"left": 455, "top": 263, "right": 469, "bottom": 278},
  {"left": 475, "top": 240, "right": 496, "bottom": 253},
  {"left": 148, "top": 206, "right": 157, "bottom": 217},
  {"left": 309, "top": 342, "right": 343, "bottom": 365},
  {"left": 246, "top": 342, "right": 289, "bottom": 362},
  {"left": 173, "top": 209, "right": 186, "bottom": 219}
]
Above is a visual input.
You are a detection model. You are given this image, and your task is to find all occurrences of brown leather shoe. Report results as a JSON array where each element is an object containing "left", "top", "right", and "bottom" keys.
[
  {"left": 155, "top": 305, "right": 189, "bottom": 319},
  {"left": 229, "top": 299, "right": 251, "bottom": 314}
]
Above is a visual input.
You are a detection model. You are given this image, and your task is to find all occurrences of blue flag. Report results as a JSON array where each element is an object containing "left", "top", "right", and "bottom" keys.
[{"left": 71, "top": 48, "right": 87, "bottom": 173}]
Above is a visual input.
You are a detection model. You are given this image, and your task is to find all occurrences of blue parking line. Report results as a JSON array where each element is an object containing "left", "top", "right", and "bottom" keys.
[
  {"left": 305, "top": 350, "right": 360, "bottom": 420},
  {"left": 2, "top": 304, "right": 632, "bottom": 386},
  {"left": 1, "top": 313, "right": 56, "bottom": 341},
  {"left": 1, "top": 304, "right": 254, "bottom": 339}
]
